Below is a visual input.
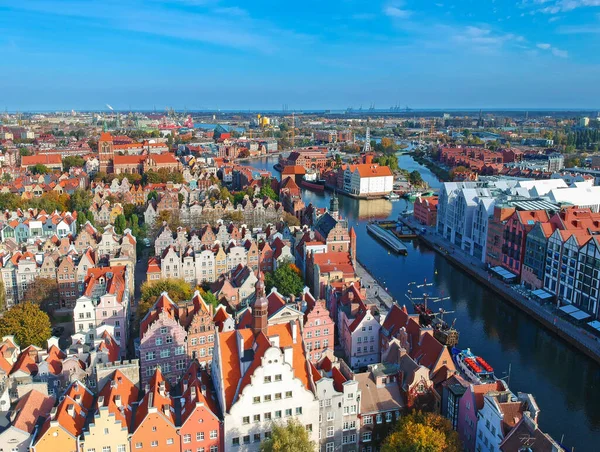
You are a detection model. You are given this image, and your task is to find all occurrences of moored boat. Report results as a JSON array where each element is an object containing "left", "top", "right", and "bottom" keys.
[{"left": 452, "top": 348, "right": 496, "bottom": 384}]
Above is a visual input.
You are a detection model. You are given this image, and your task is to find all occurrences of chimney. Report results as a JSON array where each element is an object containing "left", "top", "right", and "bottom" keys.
[{"left": 162, "top": 404, "right": 170, "bottom": 417}]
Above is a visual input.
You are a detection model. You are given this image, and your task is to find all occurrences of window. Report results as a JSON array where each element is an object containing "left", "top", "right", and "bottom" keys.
[
  {"left": 117, "top": 446, "right": 126, "bottom": 452},
  {"left": 145, "top": 351, "right": 156, "bottom": 361},
  {"left": 376, "top": 414, "right": 382, "bottom": 424},
  {"left": 363, "top": 432, "right": 372, "bottom": 442},
  {"left": 326, "top": 443, "right": 335, "bottom": 452},
  {"left": 326, "top": 426, "right": 334, "bottom": 437},
  {"left": 243, "top": 436, "right": 250, "bottom": 445},
  {"left": 151, "top": 441, "right": 158, "bottom": 447},
  {"left": 327, "top": 411, "right": 334, "bottom": 421},
  {"left": 275, "top": 410, "right": 282, "bottom": 418},
  {"left": 296, "top": 407, "right": 303, "bottom": 415},
  {"left": 197, "top": 432, "right": 204, "bottom": 441},
  {"left": 209, "top": 430, "right": 217, "bottom": 439},
  {"left": 253, "top": 396, "right": 260, "bottom": 404},
  {"left": 275, "top": 374, "right": 282, "bottom": 381},
  {"left": 275, "top": 393, "right": 282, "bottom": 400},
  {"left": 210, "top": 447, "right": 218, "bottom": 452},
  {"left": 264, "top": 376, "right": 272, "bottom": 383},
  {"left": 160, "top": 349, "right": 170, "bottom": 358},
  {"left": 363, "top": 415, "right": 372, "bottom": 425},
  {"left": 243, "top": 416, "right": 250, "bottom": 425},
  {"left": 254, "top": 414, "right": 261, "bottom": 423},
  {"left": 386, "top": 412, "right": 393, "bottom": 422},
  {"left": 166, "top": 439, "right": 174, "bottom": 445},
  {"left": 264, "top": 412, "right": 272, "bottom": 421},
  {"left": 285, "top": 391, "right": 292, "bottom": 398},
  {"left": 102, "top": 447, "right": 111, "bottom": 452},
  {"left": 232, "top": 438, "right": 239, "bottom": 446},
  {"left": 285, "top": 408, "right": 292, "bottom": 417},
  {"left": 264, "top": 394, "right": 272, "bottom": 402},
  {"left": 135, "top": 444, "right": 142, "bottom": 449},
  {"left": 254, "top": 433, "right": 261, "bottom": 443},
  {"left": 183, "top": 434, "right": 192, "bottom": 443},
  {"left": 160, "top": 327, "right": 167, "bottom": 334},
  {"left": 191, "top": 337, "right": 198, "bottom": 346}
]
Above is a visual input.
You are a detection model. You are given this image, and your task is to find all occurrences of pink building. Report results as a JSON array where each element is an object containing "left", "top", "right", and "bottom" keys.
[
  {"left": 413, "top": 196, "right": 438, "bottom": 227},
  {"left": 83, "top": 266, "right": 130, "bottom": 353},
  {"left": 139, "top": 292, "right": 189, "bottom": 387},
  {"left": 457, "top": 381, "right": 507, "bottom": 452},
  {"left": 303, "top": 297, "right": 334, "bottom": 363}
]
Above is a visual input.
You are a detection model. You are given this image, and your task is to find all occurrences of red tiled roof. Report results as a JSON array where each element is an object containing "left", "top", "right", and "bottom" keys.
[
  {"left": 98, "top": 369, "right": 139, "bottom": 432},
  {"left": 12, "top": 389, "right": 55, "bottom": 434},
  {"left": 21, "top": 154, "right": 62, "bottom": 166}
]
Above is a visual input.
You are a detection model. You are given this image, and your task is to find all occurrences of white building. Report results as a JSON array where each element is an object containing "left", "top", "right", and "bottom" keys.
[
  {"left": 476, "top": 391, "right": 539, "bottom": 452},
  {"left": 73, "top": 295, "right": 96, "bottom": 343},
  {"left": 211, "top": 278, "right": 319, "bottom": 450},
  {"left": 343, "top": 164, "right": 393, "bottom": 197}
]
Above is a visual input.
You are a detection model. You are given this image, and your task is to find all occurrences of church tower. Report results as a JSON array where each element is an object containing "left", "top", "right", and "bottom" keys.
[
  {"left": 252, "top": 271, "right": 268, "bottom": 335},
  {"left": 98, "top": 132, "right": 114, "bottom": 173},
  {"left": 330, "top": 192, "right": 339, "bottom": 221}
]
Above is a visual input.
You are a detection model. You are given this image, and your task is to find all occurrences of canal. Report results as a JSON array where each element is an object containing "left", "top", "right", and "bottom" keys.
[{"left": 242, "top": 154, "right": 600, "bottom": 450}]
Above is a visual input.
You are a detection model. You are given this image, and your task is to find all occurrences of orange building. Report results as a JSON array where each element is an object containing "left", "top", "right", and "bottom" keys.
[
  {"left": 32, "top": 381, "right": 95, "bottom": 452},
  {"left": 131, "top": 369, "right": 180, "bottom": 452},
  {"left": 413, "top": 196, "right": 439, "bottom": 227}
]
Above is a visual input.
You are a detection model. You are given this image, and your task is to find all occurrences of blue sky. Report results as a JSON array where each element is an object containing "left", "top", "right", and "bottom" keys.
[{"left": 1, "top": 0, "right": 599, "bottom": 111}]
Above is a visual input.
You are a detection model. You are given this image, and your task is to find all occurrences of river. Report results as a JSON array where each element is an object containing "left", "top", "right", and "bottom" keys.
[{"left": 242, "top": 154, "right": 600, "bottom": 451}]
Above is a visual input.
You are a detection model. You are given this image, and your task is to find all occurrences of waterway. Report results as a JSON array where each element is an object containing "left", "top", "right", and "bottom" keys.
[{"left": 242, "top": 154, "right": 600, "bottom": 451}]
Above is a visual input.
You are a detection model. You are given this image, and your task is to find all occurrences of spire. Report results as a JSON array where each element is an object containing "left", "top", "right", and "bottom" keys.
[
  {"left": 330, "top": 192, "right": 339, "bottom": 221},
  {"left": 253, "top": 271, "right": 268, "bottom": 336}
]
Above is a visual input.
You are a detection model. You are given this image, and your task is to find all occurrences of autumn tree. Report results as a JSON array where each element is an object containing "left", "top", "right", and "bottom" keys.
[
  {"left": 22, "top": 277, "right": 60, "bottom": 316},
  {"left": 137, "top": 278, "right": 193, "bottom": 322},
  {"left": 0, "top": 303, "right": 52, "bottom": 347},
  {"left": 62, "top": 156, "right": 86, "bottom": 171},
  {"left": 259, "top": 419, "right": 315, "bottom": 452},
  {"left": 282, "top": 212, "right": 300, "bottom": 227},
  {"left": 0, "top": 281, "right": 5, "bottom": 313},
  {"left": 264, "top": 262, "right": 304, "bottom": 296},
  {"left": 382, "top": 411, "right": 462, "bottom": 452},
  {"left": 69, "top": 188, "right": 92, "bottom": 212}
]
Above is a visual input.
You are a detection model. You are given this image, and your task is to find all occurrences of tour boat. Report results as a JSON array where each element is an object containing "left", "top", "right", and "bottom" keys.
[
  {"left": 366, "top": 222, "right": 407, "bottom": 254},
  {"left": 452, "top": 348, "right": 496, "bottom": 384},
  {"left": 385, "top": 192, "right": 400, "bottom": 200}
]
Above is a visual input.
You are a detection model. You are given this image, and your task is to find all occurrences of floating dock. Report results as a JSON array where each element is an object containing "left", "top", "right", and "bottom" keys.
[{"left": 366, "top": 222, "right": 408, "bottom": 254}]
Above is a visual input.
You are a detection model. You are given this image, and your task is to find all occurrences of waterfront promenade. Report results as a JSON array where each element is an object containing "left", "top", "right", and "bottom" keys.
[
  {"left": 400, "top": 215, "right": 600, "bottom": 364},
  {"left": 355, "top": 259, "right": 394, "bottom": 315}
]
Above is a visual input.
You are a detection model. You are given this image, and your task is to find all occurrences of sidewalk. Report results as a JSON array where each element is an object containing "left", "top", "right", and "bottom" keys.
[{"left": 400, "top": 215, "right": 600, "bottom": 364}]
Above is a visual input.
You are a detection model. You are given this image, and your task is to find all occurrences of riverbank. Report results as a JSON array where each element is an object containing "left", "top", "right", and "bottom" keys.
[
  {"left": 409, "top": 151, "right": 451, "bottom": 182},
  {"left": 235, "top": 152, "right": 282, "bottom": 163},
  {"left": 400, "top": 216, "right": 600, "bottom": 365},
  {"left": 355, "top": 259, "right": 394, "bottom": 315}
]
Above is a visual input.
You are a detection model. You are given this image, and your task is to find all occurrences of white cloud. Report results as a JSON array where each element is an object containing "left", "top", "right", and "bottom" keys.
[
  {"left": 552, "top": 47, "right": 569, "bottom": 57},
  {"left": 384, "top": 6, "right": 413, "bottom": 18},
  {"left": 535, "top": 0, "right": 600, "bottom": 13},
  {"left": 537, "top": 42, "right": 552, "bottom": 48}
]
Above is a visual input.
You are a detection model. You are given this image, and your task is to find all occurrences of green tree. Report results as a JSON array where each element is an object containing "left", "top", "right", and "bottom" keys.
[
  {"left": 0, "top": 193, "right": 23, "bottom": 211},
  {"left": 382, "top": 411, "right": 461, "bottom": 452},
  {"left": 62, "top": 155, "right": 86, "bottom": 171},
  {"left": 259, "top": 419, "right": 315, "bottom": 452},
  {"left": 86, "top": 211, "right": 96, "bottom": 226},
  {"left": 69, "top": 188, "right": 92, "bottom": 212},
  {"left": 19, "top": 147, "right": 33, "bottom": 157},
  {"left": 260, "top": 178, "right": 279, "bottom": 201},
  {"left": 22, "top": 277, "right": 60, "bottom": 316},
  {"left": 0, "top": 303, "right": 52, "bottom": 347},
  {"left": 137, "top": 278, "right": 194, "bottom": 322},
  {"left": 147, "top": 190, "right": 159, "bottom": 202},
  {"left": 409, "top": 170, "right": 424, "bottom": 186},
  {"left": 199, "top": 289, "right": 219, "bottom": 309},
  {"left": 264, "top": 262, "right": 304, "bottom": 296},
  {"left": 0, "top": 281, "right": 5, "bottom": 313},
  {"left": 114, "top": 214, "right": 127, "bottom": 234},
  {"left": 30, "top": 164, "right": 49, "bottom": 175},
  {"left": 178, "top": 193, "right": 185, "bottom": 207}
]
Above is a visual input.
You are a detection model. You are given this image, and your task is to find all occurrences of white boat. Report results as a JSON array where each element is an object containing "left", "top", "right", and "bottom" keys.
[
  {"left": 452, "top": 348, "right": 496, "bottom": 384},
  {"left": 385, "top": 193, "right": 400, "bottom": 200}
]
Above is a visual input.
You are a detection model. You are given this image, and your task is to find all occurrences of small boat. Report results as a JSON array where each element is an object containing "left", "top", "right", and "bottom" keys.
[
  {"left": 452, "top": 348, "right": 496, "bottom": 384},
  {"left": 385, "top": 192, "right": 400, "bottom": 200},
  {"left": 300, "top": 173, "right": 326, "bottom": 192}
]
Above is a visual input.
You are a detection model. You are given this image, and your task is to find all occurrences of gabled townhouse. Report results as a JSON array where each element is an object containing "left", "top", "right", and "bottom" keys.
[
  {"left": 211, "top": 274, "right": 319, "bottom": 450},
  {"left": 0, "top": 389, "right": 55, "bottom": 452},
  {"left": 79, "top": 369, "right": 139, "bottom": 452},
  {"left": 139, "top": 293, "right": 188, "bottom": 387},
  {"left": 131, "top": 369, "right": 180, "bottom": 452},
  {"left": 310, "top": 353, "right": 361, "bottom": 452},
  {"left": 31, "top": 380, "right": 95, "bottom": 452},
  {"left": 179, "top": 361, "right": 223, "bottom": 452},
  {"left": 338, "top": 292, "right": 381, "bottom": 370}
]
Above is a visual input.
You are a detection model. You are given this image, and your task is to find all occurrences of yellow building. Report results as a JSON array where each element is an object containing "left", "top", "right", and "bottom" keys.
[{"left": 80, "top": 370, "right": 139, "bottom": 452}]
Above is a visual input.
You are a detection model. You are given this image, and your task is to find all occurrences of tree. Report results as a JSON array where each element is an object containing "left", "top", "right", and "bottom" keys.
[
  {"left": 19, "top": 147, "right": 33, "bottom": 157},
  {"left": 382, "top": 411, "right": 462, "bottom": 452},
  {"left": 178, "top": 193, "right": 185, "bottom": 207},
  {"left": 264, "top": 262, "right": 304, "bottom": 296},
  {"left": 62, "top": 155, "right": 86, "bottom": 171},
  {"left": 260, "top": 178, "right": 279, "bottom": 201},
  {"left": 409, "top": 170, "right": 424, "bottom": 187},
  {"left": 22, "top": 277, "right": 60, "bottom": 316},
  {"left": 259, "top": 419, "right": 315, "bottom": 452},
  {"left": 114, "top": 214, "right": 127, "bottom": 234},
  {"left": 0, "top": 303, "right": 52, "bottom": 347},
  {"left": 69, "top": 188, "right": 92, "bottom": 212},
  {"left": 30, "top": 164, "right": 49, "bottom": 175},
  {"left": 137, "top": 278, "right": 194, "bottom": 322},
  {"left": 282, "top": 212, "right": 300, "bottom": 227},
  {"left": 199, "top": 288, "right": 219, "bottom": 309},
  {"left": 0, "top": 281, "right": 5, "bottom": 313},
  {"left": 147, "top": 190, "right": 159, "bottom": 202}
]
